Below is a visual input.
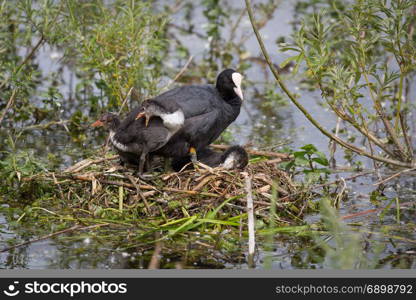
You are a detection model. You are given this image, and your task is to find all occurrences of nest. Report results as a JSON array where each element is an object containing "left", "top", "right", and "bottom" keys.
[{"left": 27, "top": 146, "right": 306, "bottom": 224}]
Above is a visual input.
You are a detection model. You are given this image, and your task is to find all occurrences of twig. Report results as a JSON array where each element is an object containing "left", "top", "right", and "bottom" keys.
[
  {"left": 229, "top": 7, "right": 247, "bottom": 42},
  {"left": 192, "top": 175, "right": 216, "bottom": 191},
  {"left": 0, "top": 89, "right": 17, "bottom": 126},
  {"left": 169, "top": 23, "right": 207, "bottom": 39},
  {"left": 127, "top": 174, "right": 152, "bottom": 216},
  {"left": 333, "top": 177, "right": 346, "bottom": 208},
  {"left": 261, "top": 158, "right": 284, "bottom": 165},
  {"left": 63, "top": 155, "right": 119, "bottom": 173},
  {"left": 370, "top": 81, "right": 407, "bottom": 160},
  {"left": 0, "top": 35, "right": 45, "bottom": 91},
  {"left": 51, "top": 172, "right": 66, "bottom": 200},
  {"left": 118, "top": 87, "right": 134, "bottom": 114},
  {"left": 320, "top": 170, "right": 374, "bottom": 188},
  {"left": 1, "top": 223, "right": 108, "bottom": 253},
  {"left": 148, "top": 233, "right": 163, "bottom": 269},
  {"left": 194, "top": 240, "right": 214, "bottom": 248},
  {"left": 400, "top": 111, "right": 413, "bottom": 159},
  {"left": 341, "top": 201, "right": 414, "bottom": 220},
  {"left": 162, "top": 55, "right": 193, "bottom": 91},
  {"left": 211, "top": 144, "right": 292, "bottom": 159},
  {"left": 21, "top": 120, "right": 71, "bottom": 131},
  {"left": 17, "top": 36, "right": 45, "bottom": 73},
  {"left": 233, "top": 197, "right": 269, "bottom": 206},
  {"left": 329, "top": 117, "right": 341, "bottom": 168},
  {"left": 253, "top": 174, "right": 288, "bottom": 195},
  {"left": 373, "top": 167, "right": 416, "bottom": 186}
]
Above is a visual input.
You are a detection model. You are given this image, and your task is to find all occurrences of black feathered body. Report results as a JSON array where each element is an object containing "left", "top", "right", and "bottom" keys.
[
  {"left": 102, "top": 109, "right": 173, "bottom": 171},
  {"left": 151, "top": 84, "right": 242, "bottom": 154},
  {"left": 112, "top": 117, "right": 170, "bottom": 154}
]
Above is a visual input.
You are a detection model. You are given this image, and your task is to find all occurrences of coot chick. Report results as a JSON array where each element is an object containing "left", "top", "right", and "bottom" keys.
[
  {"left": 92, "top": 111, "right": 176, "bottom": 175},
  {"left": 136, "top": 98, "right": 184, "bottom": 133},
  {"left": 92, "top": 113, "right": 139, "bottom": 167},
  {"left": 171, "top": 145, "right": 248, "bottom": 172},
  {"left": 136, "top": 69, "right": 244, "bottom": 162}
]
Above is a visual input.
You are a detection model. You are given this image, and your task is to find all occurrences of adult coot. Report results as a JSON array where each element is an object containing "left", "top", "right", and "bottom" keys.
[
  {"left": 171, "top": 145, "right": 249, "bottom": 171},
  {"left": 92, "top": 106, "right": 183, "bottom": 174},
  {"left": 136, "top": 69, "right": 243, "bottom": 162}
]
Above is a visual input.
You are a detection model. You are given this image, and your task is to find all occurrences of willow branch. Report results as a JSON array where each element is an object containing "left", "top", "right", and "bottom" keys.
[
  {"left": 371, "top": 87, "right": 407, "bottom": 160},
  {"left": 327, "top": 102, "right": 397, "bottom": 158},
  {"left": 0, "top": 89, "right": 17, "bottom": 126},
  {"left": 244, "top": 0, "right": 414, "bottom": 168},
  {"left": 162, "top": 55, "right": 194, "bottom": 92},
  {"left": 0, "top": 36, "right": 45, "bottom": 91},
  {"left": 400, "top": 112, "right": 413, "bottom": 159}
]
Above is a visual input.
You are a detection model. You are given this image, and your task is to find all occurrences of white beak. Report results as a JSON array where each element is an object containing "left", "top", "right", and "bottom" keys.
[{"left": 232, "top": 72, "right": 243, "bottom": 100}]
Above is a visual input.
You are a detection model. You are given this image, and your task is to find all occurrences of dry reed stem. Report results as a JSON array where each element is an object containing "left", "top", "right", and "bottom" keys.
[
  {"left": 26, "top": 149, "right": 303, "bottom": 224},
  {"left": 243, "top": 172, "right": 256, "bottom": 267},
  {"left": 211, "top": 144, "right": 292, "bottom": 159}
]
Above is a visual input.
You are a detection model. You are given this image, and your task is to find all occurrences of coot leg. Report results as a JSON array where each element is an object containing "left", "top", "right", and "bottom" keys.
[
  {"left": 189, "top": 146, "right": 201, "bottom": 171},
  {"left": 164, "top": 157, "right": 171, "bottom": 172},
  {"left": 145, "top": 157, "right": 151, "bottom": 172},
  {"left": 189, "top": 147, "right": 197, "bottom": 163},
  {"left": 138, "top": 151, "right": 147, "bottom": 175}
]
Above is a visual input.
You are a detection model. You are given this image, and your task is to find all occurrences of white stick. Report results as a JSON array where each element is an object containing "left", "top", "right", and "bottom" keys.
[{"left": 243, "top": 172, "right": 255, "bottom": 259}]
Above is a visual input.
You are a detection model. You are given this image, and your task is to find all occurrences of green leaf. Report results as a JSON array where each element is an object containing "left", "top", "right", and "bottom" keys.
[
  {"left": 312, "top": 157, "right": 329, "bottom": 166},
  {"left": 295, "top": 156, "right": 309, "bottom": 166},
  {"left": 293, "top": 151, "right": 307, "bottom": 158},
  {"left": 280, "top": 54, "right": 299, "bottom": 69},
  {"left": 300, "top": 144, "right": 318, "bottom": 153}
]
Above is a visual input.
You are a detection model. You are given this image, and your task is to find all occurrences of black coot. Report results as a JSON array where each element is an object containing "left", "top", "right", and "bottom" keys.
[
  {"left": 171, "top": 145, "right": 249, "bottom": 171},
  {"left": 136, "top": 69, "right": 244, "bottom": 162},
  {"left": 92, "top": 107, "right": 178, "bottom": 174},
  {"left": 91, "top": 112, "right": 139, "bottom": 167}
]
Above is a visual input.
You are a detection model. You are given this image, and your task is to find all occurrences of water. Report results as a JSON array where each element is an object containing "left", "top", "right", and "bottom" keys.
[{"left": 0, "top": 0, "right": 415, "bottom": 269}]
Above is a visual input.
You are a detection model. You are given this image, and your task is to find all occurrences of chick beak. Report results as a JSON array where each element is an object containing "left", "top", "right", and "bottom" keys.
[
  {"left": 91, "top": 120, "right": 104, "bottom": 127},
  {"left": 136, "top": 112, "right": 150, "bottom": 127},
  {"left": 135, "top": 112, "right": 145, "bottom": 120}
]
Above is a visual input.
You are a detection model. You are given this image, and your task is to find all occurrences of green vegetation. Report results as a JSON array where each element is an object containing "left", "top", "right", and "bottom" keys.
[{"left": 247, "top": 0, "right": 416, "bottom": 168}]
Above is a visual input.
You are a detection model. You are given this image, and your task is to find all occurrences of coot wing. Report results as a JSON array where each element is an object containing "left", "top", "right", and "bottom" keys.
[
  {"left": 180, "top": 109, "right": 224, "bottom": 149},
  {"left": 117, "top": 107, "right": 142, "bottom": 131},
  {"left": 113, "top": 128, "right": 138, "bottom": 144},
  {"left": 141, "top": 124, "right": 171, "bottom": 152},
  {"left": 154, "top": 85, "right": 219, "bottom": 118},
  {"left": 113, "top": 118, "right": 145, "bottom": 144}
]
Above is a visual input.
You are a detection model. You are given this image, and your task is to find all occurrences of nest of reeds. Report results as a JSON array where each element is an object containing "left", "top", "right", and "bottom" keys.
[{"left": 27, "top": 146, "right": 308, "bottom": 224}]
